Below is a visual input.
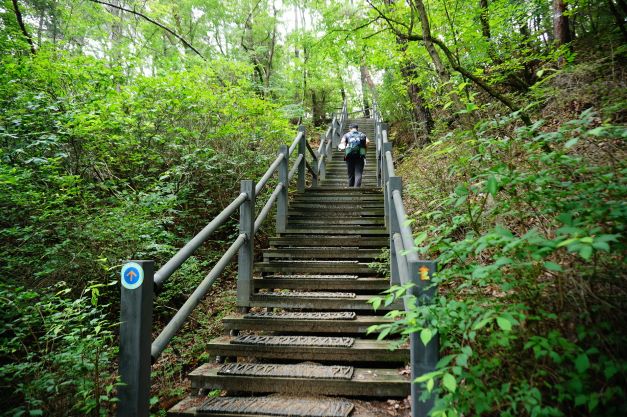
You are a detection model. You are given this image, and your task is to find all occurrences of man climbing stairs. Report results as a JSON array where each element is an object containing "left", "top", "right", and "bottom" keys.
[{"left": 169, "top": 118, "right": 410, "bottom": 416}]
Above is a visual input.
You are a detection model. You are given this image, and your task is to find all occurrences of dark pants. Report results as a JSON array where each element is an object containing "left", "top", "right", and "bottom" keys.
[{"left": 346, "top": 156, "right": 365, "bottom": 187}]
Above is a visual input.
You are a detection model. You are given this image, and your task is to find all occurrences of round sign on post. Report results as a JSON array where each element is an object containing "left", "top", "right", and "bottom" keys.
[{"left": 121, "top": 262, "right": 144, "bottom": 290}]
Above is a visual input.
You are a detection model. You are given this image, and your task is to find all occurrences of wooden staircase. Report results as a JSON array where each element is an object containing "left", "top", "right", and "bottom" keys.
[{"left": 169, "top": 119, "right": 409, "bottom": 417}]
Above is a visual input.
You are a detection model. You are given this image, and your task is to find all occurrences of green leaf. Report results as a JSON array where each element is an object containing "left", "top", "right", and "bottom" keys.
[
  {"left": 543, "top": 261, "right": 563, "bottom": 272},
  {"left": 415, "top": 371, "right": 441, "bottom": 383},
  {"left": 414, "top": 231, "right": 428, "bottom": 246},
  {"left": 442, "top": 373, "right": 457, "bottom": 393},
  {"left": 564, "top": 138, "right": 579, "bottom": 148},
  {"left": 496, "top": 316, "right": 512, "bottom": 332},
  {"left": 472, "top": 317, "right": 492, "bottom": 330},
  {"left": 579, "top": 246, "right": 593, "bottom": 260},
  {"left": 426, "top": 378, "right": 434, "bottom": 392},
  {"left": 575, "top": 353, "right": 590, "bottom": 373},
  {"left": 486, "top": 176, "right": 498, "bottom": 196},
  {"left": 420, "top": 328, "right": 433, "bottom": 346}
]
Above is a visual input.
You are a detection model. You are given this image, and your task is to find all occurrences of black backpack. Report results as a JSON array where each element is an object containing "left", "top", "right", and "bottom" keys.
[{"left": 345, "top": 131, "right": 366, "bottom": 157}]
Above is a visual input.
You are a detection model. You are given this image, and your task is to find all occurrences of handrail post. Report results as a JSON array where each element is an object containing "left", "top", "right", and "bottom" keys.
[
  {"left": 388, "top": 177, "right": 401, "bottom": 286},
  {"left": 383, "top": 143, "right": 393, "bottom": 224},
  {"left": 237, "top": 180, "right": 255, "bottom": 309},
  {"left": 277, "top": 144, "right": 289, "bottom": 233},
  {"left": 298, "top": 125, "right": 306, "bottom": 191},
  {"left": 409, "top": 260, "right": 438, "bottom": 417},
  {"left": 118, "top": 260, "right": 154, "bottom": 417},
  {"left": 332, "top": 117, "right": 341, "bottom": 149},
  {"left": 319, "top": 133, "right": 326, "bottom": 181},
  {"left": 376, "top": 121, "right": 382, "bottom": 187}
]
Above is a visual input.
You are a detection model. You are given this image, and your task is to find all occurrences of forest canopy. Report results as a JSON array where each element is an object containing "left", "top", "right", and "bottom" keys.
[{"left": 1, "top": 0, "right": 625, "bottom": 416}]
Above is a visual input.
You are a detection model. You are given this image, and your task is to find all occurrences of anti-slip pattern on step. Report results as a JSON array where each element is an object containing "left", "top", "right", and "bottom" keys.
[
  {"left": 218, "top": 363, "right": 355, "bottom": 380},
  {"left": 198, "top": 396, "right": 354, "bottom": 417},
  {"left": 259, "top": 291, "right": 356, "bottom": 298},
  {"left": 231, "top": 335, "right": 355, "bottom": 347},
  {"left": 272, "top": 260, "right": 359, "bottom": 263},
  {"left": 244, "top": 312, "right": 357, "bottom": 320},
  {"left": 268, "top": 274, "right": 359, "bottom": 279}
]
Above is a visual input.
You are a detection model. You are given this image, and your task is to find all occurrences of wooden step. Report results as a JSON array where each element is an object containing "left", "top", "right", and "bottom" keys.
[
  {"left": 253, "top": 276, "right": 388, "bottom": 291},
  {"left": 223, "top": 313, "right": 394, "bottom": 334},
  {"left": 189, "top": 363, "right": 410, "bottom": 398},
  {"left": 279, "top": 228, "right": 387, "bottom": 235},
  {"left": 297, "top": 187, "right": 381, "bottom": 194},
  {"left": 169, "top": 395, "right": 358, "bottom": 417},
  {"left": 205, "top": 336, "right": 408, "bottom": 362},
  {"left": 269, "top": 236, "right": 388, "bottom": 247},
  {"left": 288, "top": 218, "right": 384, "bottom": 226},
  {"left": 262, "top": 248, "right": 383, "bottom": 259},
  {"left": 288, "top": 210, "right": 384, "bottom": 217},
  {"left": 249, "top": 293, "right": 401, "bottom": 311},
  {"left": 255, "top": 261, "right": 377, "bottom": 274}
]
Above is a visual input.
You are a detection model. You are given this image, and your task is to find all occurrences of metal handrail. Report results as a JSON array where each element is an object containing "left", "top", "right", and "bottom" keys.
[
  {"left": 151, "top": 233, "right": 247, "bottom": 359},
  {"left": 153, "top": 192, "right": 248, "bottom": 288},
  {"left": 254, "top": 183, "right": 283, "bottom": 234},
  {"left": 119, "top": 123, "right": 320, "bottom": 415},
  {"left": 289, "top": 153, "right": 304, "bottom": 181},
  {"left": 392, "top": 190, "right": 419, "bottom": 263},
  {"left": 256, "top": 153, "right": 285, "bottom": 195},
  {"left": 289, "top": 131, "right": 304, "bottom": 155},
  {"left": 371, "top": 98, "right": 438, "bottom": 417}
]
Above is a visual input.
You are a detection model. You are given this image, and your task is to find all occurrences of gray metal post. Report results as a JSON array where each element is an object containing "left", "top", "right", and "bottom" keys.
[
  {"left": 383, "top": 142, "right": 393, "bottom": 221},
  {"left": 277, "top": 144, "right": 289, "bottom": 233},
  {"left": 319, "top": 134, "right": 326, "bottom": 181},
  {"left": 237, "top": 180, "right": 255, "bottom": 308},
  {"left": 409, "top": 260, "right": 438, "bottom": 417},
  {"left": 388, "top": 177, "right": 401, "bottom": 286},
  {"left": 297, "top": 125, "right": 306, "bottom": 192},
  {"left": 118, "top": 260, "right": 153, "bottom": 417},
  {"left": 332, "top": 118, "right": 341, "bottom": 148}
]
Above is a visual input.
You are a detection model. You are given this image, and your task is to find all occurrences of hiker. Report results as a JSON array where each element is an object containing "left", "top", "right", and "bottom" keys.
[{"left": 339, "top": 123, "right": 369, "bottom": 187}]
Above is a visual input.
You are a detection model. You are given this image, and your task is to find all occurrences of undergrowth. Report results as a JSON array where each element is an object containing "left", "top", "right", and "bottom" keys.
[{"left": 371, "top": 55, "right": 627, "bottom": 417}]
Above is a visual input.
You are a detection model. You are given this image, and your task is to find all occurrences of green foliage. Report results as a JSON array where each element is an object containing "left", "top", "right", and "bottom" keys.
[
  {"left": 0, "top": 282, "right": 118, "bottom": 416},
  {"left": 373, "top": 108, "right": 626, "bottom": 416}
]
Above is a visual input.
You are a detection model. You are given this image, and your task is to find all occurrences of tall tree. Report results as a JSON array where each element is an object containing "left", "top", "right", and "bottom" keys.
[{"left": 553, "top": 0, "right": 572, "bottom": 45}]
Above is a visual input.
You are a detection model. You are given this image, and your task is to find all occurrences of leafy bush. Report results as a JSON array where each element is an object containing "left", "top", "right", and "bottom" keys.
[
  {"left": 0, "top": 282, "right": 117, "bottom": 417},
  {"left": 373, "top": 109, "right": 627, "bottom": 416}
]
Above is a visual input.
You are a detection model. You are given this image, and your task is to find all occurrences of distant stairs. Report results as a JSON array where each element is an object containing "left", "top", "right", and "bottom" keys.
[{"left": 169, "top": 118, "right": 408, "bottom": 417}]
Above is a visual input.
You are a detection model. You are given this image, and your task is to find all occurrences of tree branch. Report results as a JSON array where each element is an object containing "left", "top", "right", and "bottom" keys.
[
  {"left": 88, "top": 0, "right": 205, "bottom": 60},
  {"left": 11, "top": 0, "right": 36, "bottom": 54},
  {"left": 367, "top": 0, "right": 531, "bottom": 125}
]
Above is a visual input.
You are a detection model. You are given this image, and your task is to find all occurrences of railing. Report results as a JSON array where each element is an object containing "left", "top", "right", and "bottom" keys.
[
  {"left": 117, "top": 123, "right": 320, "bottom": 417},
  {"left": 316, "top": 100, "right": 347, "bottom": 182},
  {"left": 371, "top": 101, "right": 439, "bottom": 417}
]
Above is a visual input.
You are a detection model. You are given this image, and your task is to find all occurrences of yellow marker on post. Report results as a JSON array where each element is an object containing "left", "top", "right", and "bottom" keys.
[{"left": 419, "top": 266, "right": 430, "bottom": 281}]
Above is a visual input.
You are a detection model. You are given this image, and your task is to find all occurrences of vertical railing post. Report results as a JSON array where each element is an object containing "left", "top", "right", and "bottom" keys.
[
  {"left": 383, "top": 142, "right": 393, "bottom": 223},
  {"left": 298, "top": 125, "right": 306, "bottom": 192},
  {"left": 319, "top": 133, "right": 326, "bottom": 181},
  {"left": 332, "top": 117, "right": 341, "bottom": 148},
  {"left": 376, "top": 121, "right": 382, "bottom": 187},
  {"left": 118, "top": 260, "right": 154, "bottom": 417},
  {"left": 388, "top": 177, "right": 401, "bottom": 286},
  {"left": 277, "top": 144, "right": 289, "bottom": 233},
  {"left": 237, "top": 180, "right": 255, "bottom": 309},
  {"left": 409, "top": 260, "right": 439, "bottom": 417}
]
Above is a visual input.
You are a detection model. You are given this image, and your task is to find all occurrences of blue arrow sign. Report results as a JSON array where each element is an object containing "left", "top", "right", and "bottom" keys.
[{"left": 121, "top": 262, "right": 144, "bottom": 290}]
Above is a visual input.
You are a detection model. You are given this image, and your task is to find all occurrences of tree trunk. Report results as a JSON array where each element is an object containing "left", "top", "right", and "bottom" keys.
[
  {"left": 360, "top": 64, "right": 373, "bottom": 117},
  {"left": 553, "top": 0, "right": 572, "bottom": 45},
  {"left": 411, "top": 0, "right": 462, "bottom": 111},
  {"left": 11, "top": 0, "right": 36, "bottom": 54},
  {"left": 479, "top": 0, "right": 491, "bottom": 41},
  {"left": 607, "top": 0, "right": 627, "bottom": 42},
  {"left": 398, "top": 41, "right": 433, "bottom": 140}
]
